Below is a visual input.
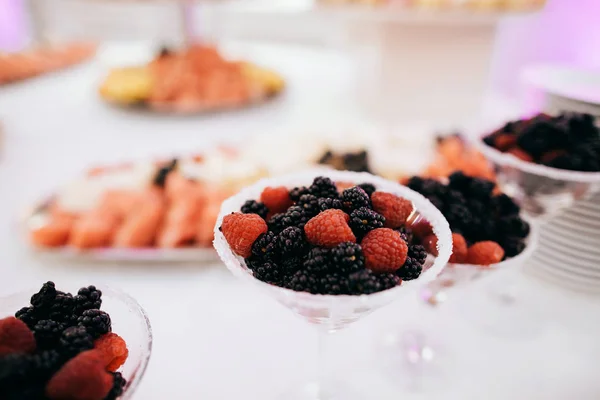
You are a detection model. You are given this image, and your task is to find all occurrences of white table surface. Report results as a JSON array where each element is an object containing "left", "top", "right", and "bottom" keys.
[{"left": 0, "top": 41, "right": 599, "bottom": 400}]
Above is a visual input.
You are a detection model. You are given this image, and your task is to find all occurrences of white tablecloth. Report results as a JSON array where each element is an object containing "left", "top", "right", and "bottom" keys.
[{"left": 0, "top": 41, "right": 599, "bottom": 400}]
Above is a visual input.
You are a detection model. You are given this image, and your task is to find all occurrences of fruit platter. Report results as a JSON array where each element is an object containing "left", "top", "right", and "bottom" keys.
[{"left": 99, "top": 44, "right": 285, "bottom": 114}]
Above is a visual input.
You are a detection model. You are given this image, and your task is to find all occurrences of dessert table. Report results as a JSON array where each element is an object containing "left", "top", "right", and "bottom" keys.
[{"left": 1, "top": 41, "right": 599, "bottom": 399}]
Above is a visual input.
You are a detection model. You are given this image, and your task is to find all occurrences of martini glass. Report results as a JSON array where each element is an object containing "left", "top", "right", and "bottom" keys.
[
  {"left": 213, "top": 170, "right": 453, "bottom": 400},
  {"left": 0, "top": 283, "right": 153, "bottom": 399}
]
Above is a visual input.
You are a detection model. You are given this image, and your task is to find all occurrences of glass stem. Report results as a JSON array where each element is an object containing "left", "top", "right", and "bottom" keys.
[{"left": 316, "top": 327, "right": 336, "bottom": 399}]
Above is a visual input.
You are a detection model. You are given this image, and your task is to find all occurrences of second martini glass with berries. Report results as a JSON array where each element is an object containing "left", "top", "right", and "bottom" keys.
[{"left": 214, "top": 171, "right": 452, "bottom": 399}]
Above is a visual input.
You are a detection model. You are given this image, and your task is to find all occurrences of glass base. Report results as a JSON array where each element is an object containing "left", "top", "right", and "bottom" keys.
[{"left": 275, "top": 381, "right": 366, "bottom": 400}]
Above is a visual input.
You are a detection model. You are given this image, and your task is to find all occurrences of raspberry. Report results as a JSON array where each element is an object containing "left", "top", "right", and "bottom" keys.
[
  {"left": 0, "top": 317, "right": 36, "bottom": 356},
  {"left": 303, "top": 247, "right": 333, "bottom": 275},
  {"left": 493, "top": 133, "right": 517, "bottom": 151},
  {"left": 277, "top": 226, "right": 308, "bottom": 256},
  {"left": 361, "top": 228, "right": 408, "bottom": 273},
  {"left": 371, "top": 192, "right": 413, "bottom": 229},
  {"left": 251, "top": 231, "right": 278, "bottom": 261},
  {"left": 508, "top": 147, "right": 533, "bottom": 162},
  {"left": 268, "top": 206, "right": 308, "bottom": 233},
  {"left": 297, "top": 194, "right": 320, "bottom": 218},
  {"left": 220, "top": 212, "right": 268, "bottom": 258},
  {"left": 15, "top": 307, "right": 39, "bottom": 330},
  {"left": 46, "top": 350, "right": 113, "bottom": 400},
  {"left": 59, "top": 326, "right": 94, "bottom": 357},
  {"left": 348, "top": 270, "right": 399, "bottom": 295},
  {"left": 317, "top": 197, "right": 343, "bottom": 212},
  {"left": 241, "top": 200, "right": 268, "bottom": 219},
  {"left": 341, "top": 187, "right": 371, "bottom": 212},
  {"left": 308, "top": 177, "right": 339, "bottom": 199},
  {"left": 94, "top": 333, "right": 129, "bottom": 372},
  {"left": 304, "top": 209, "right": 356, "bottom": 248},
  {"left": 330, "top": 242, "right": 365, "bottom": 274},
  {"left": 78, "top": 310, "right": 112, "bottom": 339},
  {"left": 421, "top": 234, "right": 438, "bottom": 256},
  {"left": 357, "top": 183, "right": 376, "bottom": 197},
  {"left": 33, "top": 319, "right": 65, "bottom": 349},
  {"left": 349, "top": 207, "right": 385, "bottom": 238},
  {"left": 74, "top": 286, "right": 102, "bottom": 316},
  {"left": 261, "top": 186, "right": 293, "bottom": 214},
  {"left": 467, "top": 241, "right": 505, "bottom": 265},
  {"left": 105, "top": 372, "right": 127, "bottom": 400},
  {"left": 30, "top": 281, "right": 57, "bottom": 311},
  {"left": 449, "top": 233, "right": 468, "bottom": 264},
  {"left": 288, "top": 186, "right": 309, "bottom": 202}
]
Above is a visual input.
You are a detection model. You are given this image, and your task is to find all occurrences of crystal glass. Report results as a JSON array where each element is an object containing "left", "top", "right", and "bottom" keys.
[
  {"left": 213, "top": 170, "right": 453, "bottom": 400},
  {"left": 472, "top": 134, "right": 600, "bottom": 219},
  {"left": 0, "top": 284, "right": 153, "bottom": 399}
]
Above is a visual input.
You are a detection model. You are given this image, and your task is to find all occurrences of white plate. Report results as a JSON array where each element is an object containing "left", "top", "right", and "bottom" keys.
[
  {"left": 522, "top": 65, "right": 600, "bottom": 106},
  {"left": 526, "top": 258, "right": 600, "bottom": 294},
  {"left": 550, "top": 217, "right": 600, "bottom": 236},
  {"left": 534, "top": 247, "right": 600, "bottom": 272},
  {"left": 564, "top": 206, "right": 600, "bottom": 221},
  {"left": 532, "top": 252, "right": 600, "bottom": 280},
  {"left": 537, "top": 232, "right": 600, "bottom": 259},
  {"left": 29, "top": 246, "right": 219, "bottom": 263},
  {"left": 543, "top": 223, "right": 600, "bottom": 249},
  {"left": 556, "top": 214, "right": 600, "bottom": 231}
]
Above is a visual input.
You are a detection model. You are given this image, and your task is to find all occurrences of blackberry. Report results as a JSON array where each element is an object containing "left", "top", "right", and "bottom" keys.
[
  {"left": 482, "top": 134, "right": 496, "bottom": 147},
  {"left": 289, "top": 186, "right": 309, "bottom": 202},
  {"left": 281, "top": 257, "right": 303, "bottom": 275},
  {"left": 564, "top": 112, "right": 598, "bottom": 141},
  {"left": 308, "top": 177, "right": 339, "bottom": 199},
  {"left": 303, "top": 247, "right": 332, "bottom": 275},
  {"left": 317, "top": 197, "right": 343, "bottom": 212},
  {"left": 517, "top": 120, "right": 566, "bottom": 158},
  {"left": 33, "top": 319, "right": 66, "bottom": 349},
  {"left": 357, "top": 183, "right": 376, "bottom": 198},
  {"left": 3, "top": 385, "right": 45, "bottom": 400},
  {"left": 15, "top": 307, "right": 39, "bottom": 330},
  {"left": 253, "top": 261, "right": 284, "bottom": 285},
  {"left": 330, "top": 242, "right": 364, "bottom": 274},
  {"left": 448, "top": 171, "right": 473, "bottom": 192},
  {"left": 492, "top": 193, "right": 520, "bottom": 216},
  {"left": 78, "top": 310, "right": 111, "bottom": 339},
  {"left": 251, "top": 231, "right": 278, "bottom": 261},
  {"left": 74, "top": 285, "right": 102, "bottom": 315},
  {"left": 397, "top": 257, "right": 423, "bottom": 281},
  {"left": 30, "top": 281, "right": 57, "bottom": 311},
  {"left": 444, "top": 189, "right": 466, "bottom": 207},
  {"left": 445, "top": 203, "right": 473, "bottom": 232},
  {"left": 396, "top": 226, "right": 414, "bottom": 245},
  {"left": 498, "top": 215, "right": 530, "bottom": 238},
  {"left": 30, "top": 350, "right": 63, "bottom": 380},
  {"left": 0, "top": 353, "right": 30, "bottom": 388},
  {"left": 318, "top": 273, "right": 351, "bottom": 295},
  {"left": 341, "top": 187, "right": 371, "bottom": 212},
  {"left": 297, "top": 194, "right": 320, "bottom": 217},
  {"left": 48, "top": 293, "right": 76, "bottom": 324},
  {"left": 153, "top": 158, "right": 178, "bottom": 188},
  {"left": 286, "top": 269, "right": 320, "bottom": 294},
  {"left": 427, "top": 195, "right": 445, "bottom": 212},
  {"left": 478, "top": 218, "right": 497, "bottom": 241},
  {"left": 277, "top": 226, "right": 308, "bottom": 256},
  {"left": 500, "top": 237, "right": 526, "bottom": 258},
  {"left": 408, "top": 244, "right": 427, "bottom": 265},
  {"left": 59, "top": 326, "right": 94, "bottom": 357},
  {"left": 341, "top": 150, "right": 371, "bottom": 173},
  {"left": 270, "top": 206, "right": 309, "bottom": 232},
  {"left": 406, "top": 176, "right": 426, "bottom": 193},
  {"left": 420, "top": 179, "right": 447, "bottom": 198},
  {"left": 241, "top": 200, "right": 268, "bottom": 219},
  {"left": 467, "top": 178, "right": 495, "bottom": 200},
  {"left": 105, "top": 372, "right": 127, "bottom": 400},
  {"left": 349, "top": 270, "right": 399, "bottom": 295},
  {"left": 349, "top": 207, "right": 384, "bottom": 238}
]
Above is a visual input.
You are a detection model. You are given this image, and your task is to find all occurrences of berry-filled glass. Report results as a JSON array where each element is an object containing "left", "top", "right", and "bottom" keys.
[
  {"left": 213, "top": 170, "right": 452, "bottom": 400},
  {"left": 474, "top": 112, "right": 600, "bottom": 219},
  {"left": 0, "top": 282, "right": 152, "bottom": 400}
]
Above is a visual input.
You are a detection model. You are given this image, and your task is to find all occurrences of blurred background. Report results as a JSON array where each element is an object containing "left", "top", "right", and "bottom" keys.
[{"left": 2, "top": 0, "right": 600, "bottom": 399}]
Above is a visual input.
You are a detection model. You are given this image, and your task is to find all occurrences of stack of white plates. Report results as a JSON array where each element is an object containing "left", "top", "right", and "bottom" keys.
[{"left": 525, "top": 192, "right": 600, "bottom": 293}]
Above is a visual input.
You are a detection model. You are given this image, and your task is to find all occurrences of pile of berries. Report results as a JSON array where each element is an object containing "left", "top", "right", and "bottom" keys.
[
  {"left": 220, "top": 176, "right": 434, "bottom": 295},
  {"left": 0, "top": 282, "right": 129, "bottom": 400},
  {"left": 407, "top": 172, "right": 530, "bottom": 265},
  {"left": 317, "top": 149, "right": 372, "bottom": 173},
  {"left": 483, "top": 112, "right": 600, "bottom": 172}
]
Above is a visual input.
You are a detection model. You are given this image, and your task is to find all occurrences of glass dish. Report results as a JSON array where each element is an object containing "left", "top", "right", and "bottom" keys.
[{"left": 0, "top": 284, "right": 153, "bottom": 399}]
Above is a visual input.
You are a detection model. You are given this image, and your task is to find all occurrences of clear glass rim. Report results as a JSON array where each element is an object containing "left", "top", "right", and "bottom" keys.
[
  {"left": 213, "top": 170, "right": 453, "bottom": 305},
  {"left": 468, "top": 129, "right": 600, "bottom": 183},
  {"left": 0, "top": 284, "right": 153, "bottom": 400}
]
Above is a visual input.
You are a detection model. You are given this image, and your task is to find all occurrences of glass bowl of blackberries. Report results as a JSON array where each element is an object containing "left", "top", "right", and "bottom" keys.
[
  {"left": 0, "top": 282, "right": 152, "bottom": 400},
  {"left": 406, "top": 172, "right": 537, "bottom": 276},
  {"left": 476, "top": 112, "right": 600, "bottom": 218}
]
